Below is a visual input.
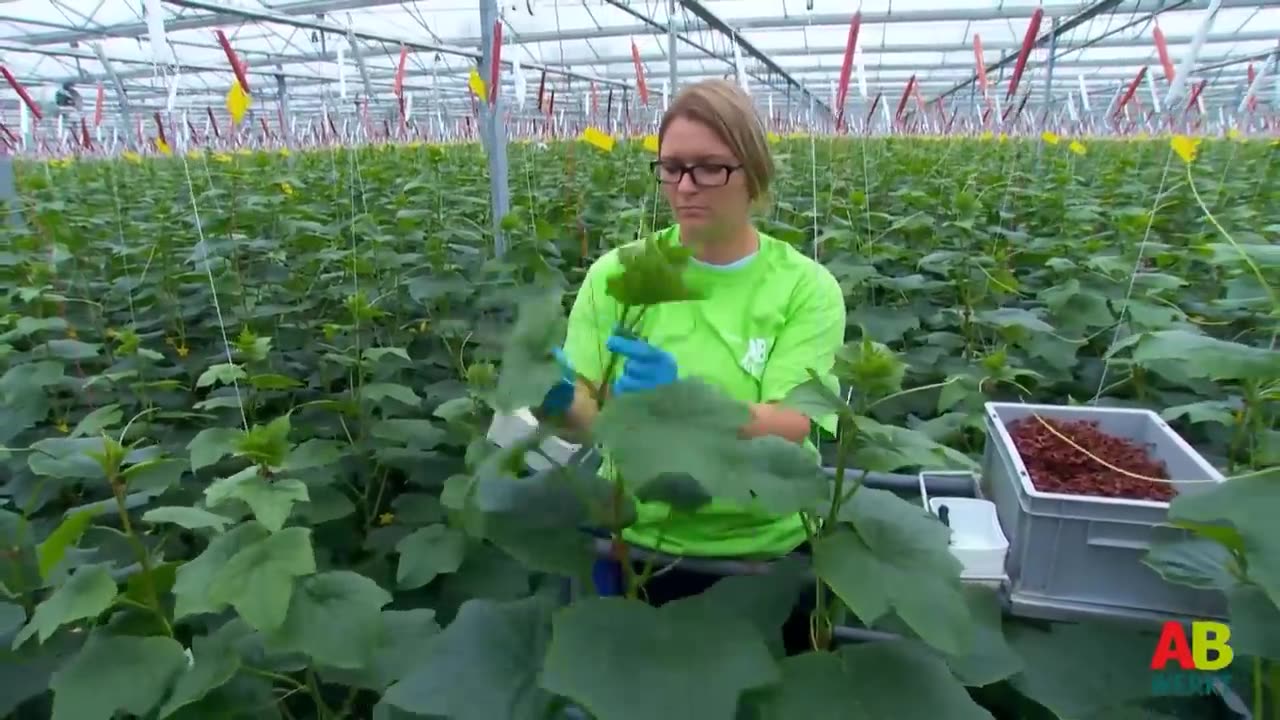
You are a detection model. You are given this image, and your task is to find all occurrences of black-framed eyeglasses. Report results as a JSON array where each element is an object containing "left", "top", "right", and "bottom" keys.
[{"left": 651, "top": 160, "right": 742, "bottom": 188}]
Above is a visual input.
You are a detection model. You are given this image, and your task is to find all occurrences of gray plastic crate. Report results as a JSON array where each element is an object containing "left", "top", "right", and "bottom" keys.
[{"left": 981, "top": 402, "right": 1228, "bottom": 622}]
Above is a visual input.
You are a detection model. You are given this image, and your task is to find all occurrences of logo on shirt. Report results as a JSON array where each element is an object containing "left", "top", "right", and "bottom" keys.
[{"left": 741, "top": 338, "right": 769, "bottom": 378}]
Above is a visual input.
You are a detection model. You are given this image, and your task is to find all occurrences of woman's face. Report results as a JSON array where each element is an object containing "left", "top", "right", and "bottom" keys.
[{"left": 657, "top": 117, "right": 751, "bottom": 240}]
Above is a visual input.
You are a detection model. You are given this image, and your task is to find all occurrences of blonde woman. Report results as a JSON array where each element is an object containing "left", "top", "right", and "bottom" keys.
[{"left": 538, "top": 79, "right": 845, "bottom": 646}]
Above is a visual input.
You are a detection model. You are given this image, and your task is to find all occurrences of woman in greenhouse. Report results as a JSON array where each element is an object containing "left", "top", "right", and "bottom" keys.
[{"left": 537, "top": 78, "right": 846, "bottom": 652}]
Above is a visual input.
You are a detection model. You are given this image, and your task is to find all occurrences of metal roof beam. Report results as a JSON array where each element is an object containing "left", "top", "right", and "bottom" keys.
[
  {"left": 16, "top": 0, "right": 402, "bottom": 47},
  {"left": 542, "top": 29, "right": 1276, "bottom": 69},
  {"left": 675, "top": 0, "right": 830, "bottom": 117},
  {"left": 160, "top": 0, "right": 630, "bottom": 89},
  {"left": 446, "top": 0, "right": 1256, "bottom": 46},
  {"left": 569, "top": 53, "right": 1264, "bottom": 80}
]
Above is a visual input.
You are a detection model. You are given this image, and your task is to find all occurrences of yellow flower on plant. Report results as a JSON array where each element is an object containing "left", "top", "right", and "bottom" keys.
[
  {"left": 280, "top": 182, "right": 295, "bottom": 196},
  {"left": 175, "top": 344, "right": 189, "bottom": 358},
  {"left": 1068, "top": 140, "right": 1086, "bottom": 156},
  {"left": 1170, "top": 135, "right": 1200, "bottom": 164},
  {"left": 186, "top": 149, "right": 204, "bottom": 160},
  {"left": 1041, "top": 130, "right": 1060, "bottom": 145},
  {"left": 213, "top": 152, "right": 233, "bottom": 164},
  {"left": 122, "top": 151, "right": 142, "bottom": 164},
  {"left": 278, "top": 148, "right": 291, "bottom": 157},
  {"left": 56, "top": 420, "right": 69, "bottom": 434},
  {"left": 1226, "top": 128, "right": 1242, "bottom": 141},
  {"left": 66, "top": 327, "right": 77, "bottom": 339},
  {"left": 378, "top": 512, "right": 395, "bottom": 526}
]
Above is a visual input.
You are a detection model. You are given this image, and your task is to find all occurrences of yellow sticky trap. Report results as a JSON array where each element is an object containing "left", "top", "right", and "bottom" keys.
[
  {"left": 1041, "top": 130, "right": 1060, "bottom": 145},
  {"left": 1068, "top": 140, "right": 1086, "bottom": 156},
  {"left": 468, "top": 69, "right": 487, "bottom": 100},
  {"left": 581, "top": 127, "right": 614, "bottom": 152},
  {"left": 642, "top": 134, "right": 659, "bottom": 153},
  {"left": 226, "top": 80, "right": 251, "bottom": 126},
  {"left": 155, "top": 139, "right": 172, "bottom": 156},
  {"left": 767, "top": 131, "right": 781, "bottom": 143}
]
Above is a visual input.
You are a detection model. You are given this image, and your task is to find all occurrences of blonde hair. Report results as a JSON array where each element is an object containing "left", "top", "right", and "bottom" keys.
[{"left": 658, "top": 79, "right": 774, "bottom": 202}]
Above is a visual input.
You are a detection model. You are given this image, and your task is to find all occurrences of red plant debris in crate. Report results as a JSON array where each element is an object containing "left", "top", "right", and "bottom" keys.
[{"left": 1005, "top": 417, "right": 1175, "bottom": 502}]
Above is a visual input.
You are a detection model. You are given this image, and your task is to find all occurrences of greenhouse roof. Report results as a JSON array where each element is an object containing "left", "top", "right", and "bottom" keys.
[{"left": 0, "top": 0, "right": 1274, "bottom": 124}]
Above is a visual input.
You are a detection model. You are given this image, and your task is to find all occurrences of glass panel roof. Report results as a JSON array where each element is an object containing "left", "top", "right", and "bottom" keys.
[{"left": 0, "top": 0, "right": 1272, "bottom": 125}]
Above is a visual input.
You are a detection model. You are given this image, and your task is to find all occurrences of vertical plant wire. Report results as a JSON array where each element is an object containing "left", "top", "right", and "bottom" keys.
[
  {"left": 1091, "top": 145, "right": 1176, "bottom": 404},
  {"left": 174, "top": 80, "right": 249, "bottom": 431}
]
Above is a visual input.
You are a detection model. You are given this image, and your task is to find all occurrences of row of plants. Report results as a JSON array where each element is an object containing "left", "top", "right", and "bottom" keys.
[{"left": 0, "top": 136, "right": 1276, "bottom": 719}]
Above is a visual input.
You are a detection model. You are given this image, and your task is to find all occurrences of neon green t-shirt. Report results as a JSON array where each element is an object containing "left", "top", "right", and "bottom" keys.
[{"left": 563, "top": 225, "right": 846, "bottom": 558}]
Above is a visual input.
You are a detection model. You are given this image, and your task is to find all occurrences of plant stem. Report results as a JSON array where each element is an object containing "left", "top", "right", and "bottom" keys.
[
  {"left": 110, "top": 475, "right": 173, "bottom": 637},
  {"left": 244, "top": 665, "right": 306, "bottom": 691},
  {"left": 1254, "top": 656, "right": 1264, "bottom": 720},
  {"left": 306, "top": 669, "right": 335, "bottom": 719},
  {"left": 1268, "top": 659, "right": 1279, "bottom": 720}
]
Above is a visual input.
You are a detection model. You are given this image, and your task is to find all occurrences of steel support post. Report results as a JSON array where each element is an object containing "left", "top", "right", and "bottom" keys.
[
  {"left": 0, "top": 156, "right": 21, "bottom": 230},
  {"left": 276, "top": 73, "right": 292, "bottom": 146},
  {"left": 1044, "top": 17, "right": 1059, "bottom": 125},
  {"left": 479, "top": 0, "right": 510, "bottom": 259},
  {"left": 668, "top": 0, "right": 679, "bottom": 95}
]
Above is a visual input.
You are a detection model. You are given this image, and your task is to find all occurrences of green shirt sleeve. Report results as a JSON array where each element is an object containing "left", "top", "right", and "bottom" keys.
[
  {"left": 759, "top": 263, "right": 847, "bottom": 436},
  {"left": 563, "top": 251, "right": 622, "bottom": 387}
]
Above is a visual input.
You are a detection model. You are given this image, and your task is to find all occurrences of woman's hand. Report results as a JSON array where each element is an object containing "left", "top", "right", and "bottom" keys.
[{"left": 606, "top": 335, "right": 678, "bottom": 396}]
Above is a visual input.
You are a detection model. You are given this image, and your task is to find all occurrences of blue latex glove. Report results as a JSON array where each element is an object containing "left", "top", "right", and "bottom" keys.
[
  {"left": 591, "top": 557, "right": 624, "bottom": 596},
  {"left": 607, "top": 334, "right": 678, "bottom": 396},
  {"left": 538, "top": 347, "right": 577, "bottom": 416}
]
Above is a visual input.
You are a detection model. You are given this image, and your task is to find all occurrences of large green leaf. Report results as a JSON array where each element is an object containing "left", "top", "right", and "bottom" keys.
[
  {"left": 871, "top": 585, "right": 1023, "bottom": 688},
  {"left": 755, "top": 643, "right": 994, "bottom": 719},
  {"left": 36, "top": 509, "right": 96, "bottom": 580},
  {"left": 395, "top": 524, "right": 466, "bottom": 590},
  {"left": 49, "top": 633, "right": 188, "bottom": 720},
  {"left": 848, "top": 416, "right": 977, "bottom": 473},
  {"left": 205, "top": 466, "right": 309, "bottom": 532},
  {"left": 473, "top": 462, "right": 635, "bottom": 531},
  {"left": 173, "top": 522, "right": 271, "bottom": 620},
  {"left": 158, "top": 629, "right": 243, "bottom": 718},
  {"left": 594, "top": 380, "right": 828, "bottom": 515},
  {"left": 266, "top": 570, "right": 392, "bottom": 669},
  {"left": 383, "top": 596, "right": 556, "bottom": 720},
  {"left": 143, "top": 506, "right": 236, "bottom": 532},
  {"left": 13, "top": 564, "right": 117, "bottom": 648},
  {"left": 1007, "top": 621, "right": 1158, "bottom": 719},
  {"left": 1167, "top": 470, "right": 1280, "bottom": 606},
  {"left": 27, "top": 437, "right": 106, "bottom": 480},
  {"left": 1115, "top": 330, "right": 1280, "bottom": 382},
  {"left": 813, "top": 488, "right": 973, "bottom": 656},
  {"left": 1143, "top": 538, "right": 1239, "bottom": 591},
  {"left": 187, "top": 428, "right": 246, "bottom": 472},
  {"left": 326, "top": 608, "right": 441, "bottom": 690},
  {"left": 0, "top": 602, "right": 23, "bottom": 636},
  {"left": 1227, "top": 582, "right": 1280, "bottom": 661},
  {"left": 677, "top": 556, "right": 808, "bottom": 659},
  {"left": 541, "top": 596, "right": 780, "bottom": 720},
  {"left": 206, "top": 526, "right": 317, "bottom": 632},
  {"left": 493, "top": 290, "right": 567, "bottom": 413}
]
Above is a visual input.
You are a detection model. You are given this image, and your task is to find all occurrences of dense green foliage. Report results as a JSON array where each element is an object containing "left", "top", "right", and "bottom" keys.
[{"left": 0, "top": 136, "right": 1277, "bottom": 719}]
